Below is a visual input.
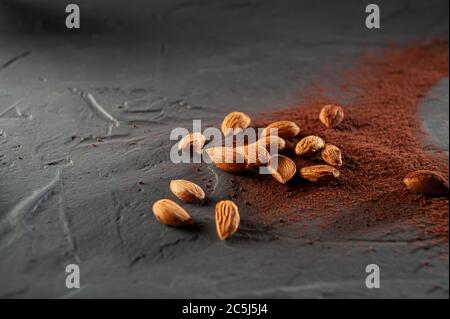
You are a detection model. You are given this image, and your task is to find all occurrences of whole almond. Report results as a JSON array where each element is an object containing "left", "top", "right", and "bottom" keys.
[
  {"left": 170, "top": 179, "right": 205, "bottom": 202},
  {"left": 221, "top": 111, "right": 251, "bottom": 136},
  {"left": 152, "top": 199, "right": 193, "bottom": 226},
  {"left": 321, "top": 144, "right": 343, "bottom": 167},
  {"left": 237, "top": 143, "right": 270, "bottom": 168},
  {"left": 268, "top": 154, "right": 296, "bottom": 184},
  {"left": 215, "top": 200, "right": 240, "bottom": 240},
  {"left": 178, "top": 132, "right": 206, "bottom": 153},
  {"left": 319, "top": 105, "right": 344, "bottom": 128},
  {"left": 206, "top": 146, "right": 248, "bottom": 173},
  {"left": 299, "top": 165, "right": 340, "bottom": 185},
  {"left": 257, "top": 135, "right": 286, "bottom": 151},
  {"left": 261, "top": 121, "right": 300, "bottom": 140},
  {"left": 295, "top": 135, "right": 325, "bottom": 157},
  {"left": 403, "top": 170, "right": 449, "bottom": 196}
]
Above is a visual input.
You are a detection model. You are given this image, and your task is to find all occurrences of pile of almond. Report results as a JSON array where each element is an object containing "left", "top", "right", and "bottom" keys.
[
  {"left": 204, "top": 105, "right": 345, "bottom": 186},
  {"left": 151, "top": 104, "right": 345, "bottom": 240},
  {"left": 152, "top": 103, "right": 449, "bottom": 240}
]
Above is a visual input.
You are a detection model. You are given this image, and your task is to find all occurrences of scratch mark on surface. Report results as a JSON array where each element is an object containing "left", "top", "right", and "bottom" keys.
[
  {"left": 58, "top": 171, "right": 80, "bottom": 264},
  {"left": 0, "top": 50, "right": 31, "bottom": 73},
  {"left": 82, "top": 92, "right": 119, "bottom": 127},
  {"left": 111, "top": 193, "right": 126, "bottom": 258},
  {"left": 70, "top": 89, "right": 120, "bottom": 135},
  {"left": 34, "top": 134, "right": 63, "bottom": 153},
  {"left": 75, "top": 135, "right": 146, "bottom": 148},
  {"left": 158, "top": 235, "right": 200, "bottom": 255},
  {"left": 0, "top": 100, "right": 30, "bottom": 120},
  {"left": 0, "top": 170, "right": 61, "bottom": 251},
  {"left": 207, "top": 166, "right": 219, "bottom": 194}
]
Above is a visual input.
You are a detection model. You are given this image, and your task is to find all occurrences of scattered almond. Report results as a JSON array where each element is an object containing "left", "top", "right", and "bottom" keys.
[
  {"left": 257, "top": 135, "right": 286, "bottom": 151},
  {"left": 295, "top": 135, "right": 325, "bottom": 157},
  {"left": 152, "top": 199, "right": 193, "bottom": 226},
  {"left": 221, "top": 111, "right": 251, "bottom": 136},
  {"left": 321, "top": 144, "right": 343, "bottom": 167},
  {"left": 178, "top": 132, "right": 206, "bottom": 153},
  {"left": 206, "top": 146, "right": 248, "bottom": 173},
  {"left": 261, "top": 121, "right": 300, "bottom": 140},
  {"left": 268, "top": 154, "right": 296, "bottom": 184},
  {"left": 237, "top": 143, "right": 270, "bottom": 168},
  {"left": 403, "top": 170, "right": 449, "bottom": 196},
  {"left": 215, "top": 200, "right": 240, "bottom": 240},
  {"left": 299, "top": 165, "right": 340, "bottom": 185},
  {"left": 170, "top": 179, "right": 205, "bottom": 202},
  {"left": 319, "top": 105, "right": 344, "bottom": 128}
]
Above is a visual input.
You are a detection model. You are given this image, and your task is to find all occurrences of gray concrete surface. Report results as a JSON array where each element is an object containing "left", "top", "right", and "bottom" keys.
[{"left": 0, "top": 0, "right": 448, "bottom": 298}]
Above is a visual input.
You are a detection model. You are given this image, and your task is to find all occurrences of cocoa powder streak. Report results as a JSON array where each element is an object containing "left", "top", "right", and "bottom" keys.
[{"left": 239, "top": 40, "right": 449, "bottom": 242}]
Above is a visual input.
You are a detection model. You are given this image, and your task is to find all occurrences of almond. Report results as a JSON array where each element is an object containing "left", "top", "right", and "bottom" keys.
[
  {"left": 206, "top": 146, "right": 248, "bottom": 173},
  {"left": 257, "top": 135, "right": 286, "bottom": 151},
  {"left": 237, "top": 143, "right": 270, "bottom": 168},
  {"left": 268, "top": 154, "right": 296, "bottom": 184},
  {"left": 295, "top": 135, "right": 325, "bottom": 157},
  {"left": 299, "top": 165, "right": 340, "bottom": 185},
  {"left": 215, "top": 200, "right": 240, "bottom": 240},
  {"left": 261, "top": 121, "right": 300, "bottom": 140},
  {"left": 403, "top": 170, "right": 449, "bottom": 196},
  {"left": 170, "top": 179, "right": 205, "bottom": 202},
  {"left": 178, "top": 132, "right": 206, "bottom": 153},
  {"left": 321, "top": 144, "right": 343, "bottom": 167},
  {"left": 152, "top": 199, "right": 193, "bottom": 226},
  {"left": 319, "top": 105, "right": 344, "bottom": 128},
  {"left": 221, "top": 111, "right": 251, "bottom": 136}
]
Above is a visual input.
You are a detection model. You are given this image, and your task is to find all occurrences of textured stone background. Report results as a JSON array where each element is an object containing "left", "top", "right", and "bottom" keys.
[{"left": 0, "top": 0, "right": 448, "bottom": 298}]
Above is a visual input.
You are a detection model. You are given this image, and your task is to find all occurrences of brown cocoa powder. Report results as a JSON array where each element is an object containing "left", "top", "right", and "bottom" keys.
[{"left": 238, "top": 40, "right": 449, "bottom": 242}]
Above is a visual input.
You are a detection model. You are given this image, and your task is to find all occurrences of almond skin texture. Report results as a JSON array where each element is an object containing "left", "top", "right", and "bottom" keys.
[
  {"left": 237, "top": 143, "right": 270, "bottom": 168},
  {"left": 257, "top": 135, "right": 286, "bottom": 151},
  {"left": 321, "top": 144, "right": 343, "bottom": 167},
  {"left": 295, "top": 135, "right": 325, "bottom": 157},
  {"left": 268, "top": 154, "right": 296, "bottom": 184},
  {"left": 403, "top": 170, "right": 449, "bottom": 196},
  {"left": 206, "top": 146, "right": 248, "bottom": 173},
  {"left": 215, "top": 200, "right": 240, "bottom": 240},
  {"left": 261, "top": 121, "right": 300, "bottom": 140},
  {"left": 299, "top": 165, "right": 340, "bottom": 185},
  {"left": 221, "top": 112, "right": 251, "bottom": 136},
  {"left": 152, "top": 199, "right": 193, "bottom": 226},
  {"left": 170, "top": 179, "right": 205, "bottom": 202},
  {"left": 178, "top": 132, "right": 206, "bottom": 153},
  {"left": 319, "top": 105, "right": 344, "bottom": 128}
]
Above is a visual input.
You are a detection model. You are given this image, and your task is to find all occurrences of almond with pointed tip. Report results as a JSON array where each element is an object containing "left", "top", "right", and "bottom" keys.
[
  {"left": 221, "top": 111, "right": 251, "bottom": 136},
  {"left": 152, "top": 199, "right": 193, "bottom": 226},
  {"left": 319, "top": 105, "right": 344, "bottom": 128},
  {"left": 178, "top": 132, "right": 206, "bottom": 153},
  {"left": 403, "top": 170, "right": 448, "bottom": 196},
  {"left": 215, "top": 200, "right": 240, "bottom": 240},
  {"left": 206, "top": 146, "right": 248, "bottom": 173},
  {"left": 268, "top": 154, "right": 296, "bottom": 184},
  {"left": 170, "top": 179, "right": 205, "bottom": 202},
  {"left": 261, "top": 121, "right": 300, "bottom": 140},
  {"left": 257, "top": 135, "right": 286, "bottom": 151},
  {"left": 299, "top": 165, "right": 340, "bottom": 185},
  {"left": 321, "top": 144, "right": 343, "bottom": 167},
  {"left": 295, "top": 135, "right": 325, "bottom": 157}
]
